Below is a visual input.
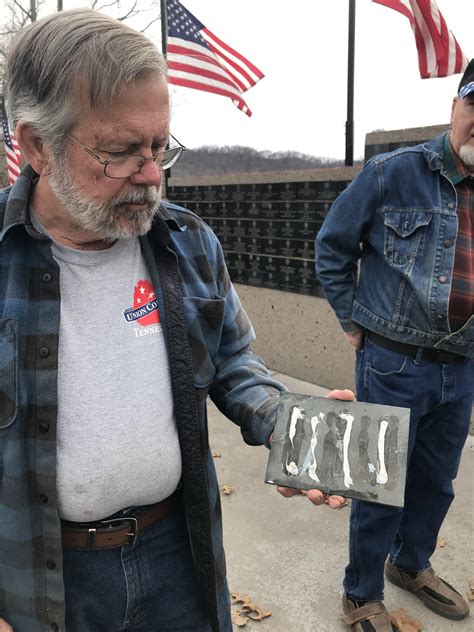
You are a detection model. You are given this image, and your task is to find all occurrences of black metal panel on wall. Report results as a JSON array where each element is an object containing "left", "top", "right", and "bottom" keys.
[{"left": 167, "top": 179, "right": 352, "bottom": 296}]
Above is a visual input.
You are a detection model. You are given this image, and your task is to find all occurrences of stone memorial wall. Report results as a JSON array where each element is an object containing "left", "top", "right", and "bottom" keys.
[{"left": 167, "top": 169, "right": 359, "bottom": 297}]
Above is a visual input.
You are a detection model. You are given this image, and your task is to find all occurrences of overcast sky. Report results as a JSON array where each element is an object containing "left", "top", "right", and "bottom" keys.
[{"left": 2, "top": 0, "right": 473, "bottom": 159}]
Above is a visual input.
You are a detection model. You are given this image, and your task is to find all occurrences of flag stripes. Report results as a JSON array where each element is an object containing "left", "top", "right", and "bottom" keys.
[
  {"left": 166, "top": 0, "right": 264, "bottom": 116},
  {"left": 373, "top": 0, "right": 468, "bottom": 78},
  {"left": 1, "top": 96, "right": 22, "bottom": 185}
]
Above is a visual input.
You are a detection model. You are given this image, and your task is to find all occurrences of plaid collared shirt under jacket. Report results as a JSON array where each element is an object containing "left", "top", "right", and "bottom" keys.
[{"left": 0, "top": 166, "right": 286, "bottom": 632}]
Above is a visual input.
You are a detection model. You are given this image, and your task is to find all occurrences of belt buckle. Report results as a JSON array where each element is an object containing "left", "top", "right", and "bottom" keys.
[{"left": 98, "top": 516, "right": 139, "bottom": 549}]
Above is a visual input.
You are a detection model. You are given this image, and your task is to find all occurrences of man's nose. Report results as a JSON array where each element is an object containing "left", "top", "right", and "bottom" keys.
[{"left": 129, "top": 158, "right": 162, "bottom": 187}]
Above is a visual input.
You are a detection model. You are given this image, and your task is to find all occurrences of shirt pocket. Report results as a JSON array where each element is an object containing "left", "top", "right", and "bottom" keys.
[
  {"left": 383, "top": 210, "right": 433, "bottom": 269},
  {"left": 0, "top": 319, "right": 18, "bottom": 428},
  {"left": 183, "top": 297, "right": 225, "bottom": 388}
]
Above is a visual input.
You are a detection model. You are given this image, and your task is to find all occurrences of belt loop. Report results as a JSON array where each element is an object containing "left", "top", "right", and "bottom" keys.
[
  {"left": 87, "top": 528, "right": 96, "bottom": 551},
  {"left": 414, "top": 347, "right": 424, "bottom": 365}
]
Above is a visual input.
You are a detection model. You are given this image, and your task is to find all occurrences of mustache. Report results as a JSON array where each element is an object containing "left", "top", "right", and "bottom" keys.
[{"left": 111, "top": 187, "right": 160, "bottom": 206}]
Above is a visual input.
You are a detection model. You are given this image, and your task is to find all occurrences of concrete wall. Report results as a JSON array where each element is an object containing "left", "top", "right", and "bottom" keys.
[{"left": 235, "top": 284, "right": 356, "bottom": 391}]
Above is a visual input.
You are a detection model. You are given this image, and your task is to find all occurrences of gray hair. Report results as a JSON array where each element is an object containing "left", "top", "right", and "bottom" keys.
[{"left": 6, "top": 8, "right": 167, "bottom": 151}]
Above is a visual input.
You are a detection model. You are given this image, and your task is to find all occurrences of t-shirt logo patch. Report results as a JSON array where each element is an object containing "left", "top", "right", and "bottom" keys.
[{"left": 123, "top": 280, "right": 161, "bottom": 327}]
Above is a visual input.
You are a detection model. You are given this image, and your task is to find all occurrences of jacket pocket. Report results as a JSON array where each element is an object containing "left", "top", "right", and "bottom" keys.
[
  {"left": 0, "top": 319, "right": 18, "bottom": 428},
  {"left": 183, "top": 297, "right": 225, "bottom": 388},
  {"left": 383, "top": 211, "right": 432, "bottom": 268}
]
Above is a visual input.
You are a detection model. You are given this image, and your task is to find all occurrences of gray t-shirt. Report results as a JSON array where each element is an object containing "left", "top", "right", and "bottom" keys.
[{"left": 32, "top": 215, "right": 182, "bottom": 521}]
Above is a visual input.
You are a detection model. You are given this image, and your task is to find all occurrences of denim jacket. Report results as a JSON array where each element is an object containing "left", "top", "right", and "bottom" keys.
[{"left": 315, "top": 133, "right": 474, "bottom": 358}]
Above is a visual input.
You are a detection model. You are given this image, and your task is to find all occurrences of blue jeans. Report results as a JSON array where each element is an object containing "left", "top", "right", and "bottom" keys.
[
  {"left": 63, "top": 502, "right": 231, "bottom": 631},
  {"left": 344, "top": 336, "right": 474, "bottom": 602}
]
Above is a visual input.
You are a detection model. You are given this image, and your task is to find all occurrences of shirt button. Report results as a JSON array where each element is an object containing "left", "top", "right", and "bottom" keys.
[
  {"left": 46, "top": 560, "right": 56, "bottom": 570},
  {"left": 39, "top": 422, "right": 50, "bottom": 433},
  {"left": 443, "top": 239, "right": 453, "bottom": 247},
  {"left": 40, "top": 494, "right": 48, "bottom": 504},
  {"left": 447, "top": 202, "right": 455, "bottom": 209},
  {"left": 42, "top": 272, "right": 52, "bottom": 283},
  {"left": 39, "top": 347, "right": 50, "bottom": 358},
  {"left": 438, "top": 275, "right": 448, "bottom": 284}
]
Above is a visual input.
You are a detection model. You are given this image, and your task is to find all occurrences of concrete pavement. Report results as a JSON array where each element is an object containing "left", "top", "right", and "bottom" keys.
[{"left": 208, "top": 372, "right": 474, "bottom": 632}]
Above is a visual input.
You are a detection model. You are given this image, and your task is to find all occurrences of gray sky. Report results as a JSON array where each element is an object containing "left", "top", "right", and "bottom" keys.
[{"left": 2, "top": 0, "right": 473, "bottom": 159}]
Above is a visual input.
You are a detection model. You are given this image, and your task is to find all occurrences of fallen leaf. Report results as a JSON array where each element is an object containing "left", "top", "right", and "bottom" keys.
[
  {"left": 231, "top": 607, "right": 248, "bottom": 627},
  {"left": 436, "top": 537, "right": 445, "bottom": 548},
  {"left": 212, "top": 452, "right": 222, "bottom": 458},
  {"left": 231, "top": 591, "right": 272, "bottom": 624},
  {"left": 467, "top": 579, "right": 474, "bottom": 601},
  {"left": 389, "top": 608, "right": 424, "bottom": 631},
  {"left": 220, "top": 484, "right": 234, "bottom": 495}
]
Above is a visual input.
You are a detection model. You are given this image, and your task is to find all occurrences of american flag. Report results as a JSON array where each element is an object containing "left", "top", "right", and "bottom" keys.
[
  {"left": 165, "top": 0, "right": 264, "bottom": 116},
  {"left": 1, "top": 97, "right": 22, "bottom": 185},
  {"left": 373, "top": 0, "right": 468, "bottom": 78}
]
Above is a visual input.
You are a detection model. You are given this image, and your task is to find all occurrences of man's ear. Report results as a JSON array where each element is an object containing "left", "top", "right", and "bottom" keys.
[
  {"left": 15, "top": 122, "right": 53, "bottom": 176},
  {"left": 450, "top": 96, "right": 458, "bottom": 125}
]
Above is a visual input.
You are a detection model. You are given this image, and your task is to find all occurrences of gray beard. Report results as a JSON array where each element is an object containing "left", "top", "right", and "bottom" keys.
[
  {"left": 48, "top": 159, "right": 161, "bottom": 242},
  {"left": 459, "top": 144, "right": 474, "bottom": 167}
]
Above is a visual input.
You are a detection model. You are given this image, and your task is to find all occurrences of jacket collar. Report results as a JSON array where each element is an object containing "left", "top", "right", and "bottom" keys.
[{"left": 421, "top": 132, "right": 448, "bottom": 172}]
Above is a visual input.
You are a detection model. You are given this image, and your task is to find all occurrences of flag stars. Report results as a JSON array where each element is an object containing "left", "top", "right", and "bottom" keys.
[{"left": 139, "top": 286, "right": 145, "bottom": 294}]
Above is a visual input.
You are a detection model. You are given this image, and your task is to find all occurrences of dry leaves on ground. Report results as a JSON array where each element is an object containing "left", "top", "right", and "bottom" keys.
[
  {"left": 467, "top": 579, "right": 474, "bottom": 601},
  {"left": 220, "top": 484, "right": 234, "bottom": 495},
  {"left": 231, "top": 592, "right": 271, "bottom": 627},
  {"left": 389, "top": 608, "right": 424, "bottom": 631},
  {"left": 436, "top": 536, "right": 445, "bottom": 548}
]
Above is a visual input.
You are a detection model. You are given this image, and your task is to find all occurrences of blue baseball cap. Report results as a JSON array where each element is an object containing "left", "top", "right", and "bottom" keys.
[{"left": 458, "top": 59, "right": 474, "bottom": 98}]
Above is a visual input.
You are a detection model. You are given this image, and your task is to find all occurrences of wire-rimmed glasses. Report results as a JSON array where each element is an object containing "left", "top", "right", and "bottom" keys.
[{"left": 67, "top": 134, "right": 186, "bottom": 179}]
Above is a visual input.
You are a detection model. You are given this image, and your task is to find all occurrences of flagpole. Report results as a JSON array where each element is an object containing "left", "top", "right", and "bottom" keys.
[
  {"left": 160, "top": 0, "right": 170, "bottom": 197},
  {"left": 345, "top": 0, "right": 355, "bottom": 166}
]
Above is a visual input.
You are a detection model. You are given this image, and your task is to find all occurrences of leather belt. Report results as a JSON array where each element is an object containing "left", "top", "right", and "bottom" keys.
[
  {"left": 368, "top": 331, "right": 464, "bottom": 364},
  {"left": 61, "top": 492, "right": 178, "bottom": 551}
]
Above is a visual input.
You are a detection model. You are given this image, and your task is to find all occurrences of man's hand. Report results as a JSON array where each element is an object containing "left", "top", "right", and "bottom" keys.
[
  {"left": 344, "top": 331, "right": 365, "bottom": 350},
  {"left": 0, "top": 619, "right": 13, "bottom": 631},
  {"left": 276, "top": 388, "right": 355, "bottom": 509}
]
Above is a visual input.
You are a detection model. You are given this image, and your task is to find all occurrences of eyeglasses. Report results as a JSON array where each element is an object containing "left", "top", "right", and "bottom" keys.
[{"left": 67, "top": 134, "right": 186, "bottom": 179}]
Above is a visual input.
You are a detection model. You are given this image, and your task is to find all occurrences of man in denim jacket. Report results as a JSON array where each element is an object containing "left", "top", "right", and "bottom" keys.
[{"left": 316, "top": 61, "right": 474, "bottom": 632}]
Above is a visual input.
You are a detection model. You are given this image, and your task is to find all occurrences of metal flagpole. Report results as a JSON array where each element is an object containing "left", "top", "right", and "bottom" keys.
[
  {"left": 345, "top": 0, "right": 355, "bottom": 166},
  {"left": 160, "top": 0, "right": 170, "bottom": 197}
]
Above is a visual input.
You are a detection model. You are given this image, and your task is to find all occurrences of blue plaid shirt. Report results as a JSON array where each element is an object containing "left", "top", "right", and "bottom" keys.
[{"left": 0, "top": 166, "right": 286, "bottom": 631}]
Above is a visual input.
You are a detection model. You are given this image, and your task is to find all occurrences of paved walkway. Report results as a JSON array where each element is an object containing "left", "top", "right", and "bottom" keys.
[{"left": 208, "top": 372, "right": 473, "bottom": 631}]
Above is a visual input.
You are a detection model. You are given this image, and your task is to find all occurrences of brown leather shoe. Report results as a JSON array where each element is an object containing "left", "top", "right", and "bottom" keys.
[
  {"left": 385, "top": 558, "right": 470, "bottom": 620},
  {"left": 342, "top": 594, "right": 395, "bottom": 631}
]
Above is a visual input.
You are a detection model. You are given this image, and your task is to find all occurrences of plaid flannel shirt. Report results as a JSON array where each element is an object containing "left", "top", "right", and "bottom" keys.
[
  {"left": 444, "top": 135, "right": 474, "bottom": 330},
  {"left": 0, "top": 166, "right": 286, "bottom": 631}
]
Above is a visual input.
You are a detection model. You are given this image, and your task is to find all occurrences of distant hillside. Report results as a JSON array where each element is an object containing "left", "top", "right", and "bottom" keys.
[{"left": 170, "top": 145, "right": 348, "bottom": 177}]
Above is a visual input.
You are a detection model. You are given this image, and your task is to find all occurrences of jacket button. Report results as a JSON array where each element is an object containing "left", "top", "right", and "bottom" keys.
[
  {"left": 438, "top": 275, "right": 448, "bottom": 284},
  {"left": 437, "top": 313, "right": 444, "bottom": 320},
  {"left": 39, "top": 422, "right": 50, "bottom": 433},
  {"left": 46, "top": 560, "right": 56, "bottom": 570},
  {"left": 447, "top": 202, "right": 455, "bottom": 209},
  {"left": 42, "top": 272, "right": 52, "bottom": 283},
  {"left": 39, "top": 347, "right": 50, "bottom": 358},
  {"left": 51, "top": 624, "right": 59, "bottom": 632},
  {"left": 444, "top": 239, "right": 453, "bottom": 247},
  {"left": 40, "top": 494, "right": 48, "bottom": 504}
]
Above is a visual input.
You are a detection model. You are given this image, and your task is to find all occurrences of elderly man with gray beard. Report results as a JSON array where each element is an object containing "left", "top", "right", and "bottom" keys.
[
  {"left": 316, "top": 60, "right": 474, "bottom": 632},
  {"left": 0, "top": 8, "right": 355, "bottom": 632}
]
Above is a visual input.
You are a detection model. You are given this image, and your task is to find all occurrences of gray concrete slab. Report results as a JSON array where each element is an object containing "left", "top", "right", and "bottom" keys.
[{"left": 208, "top": 373, "right": 474, "bottom": 631}]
